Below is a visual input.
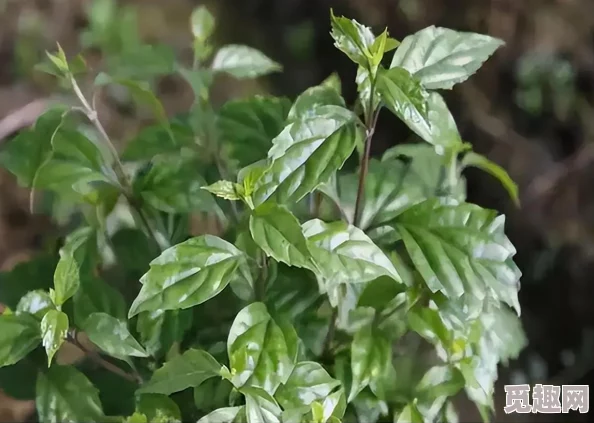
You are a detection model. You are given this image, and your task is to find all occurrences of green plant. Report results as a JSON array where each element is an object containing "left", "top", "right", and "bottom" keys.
[{"left": 0, "top": 6, "right": 526, "bottom": 423}]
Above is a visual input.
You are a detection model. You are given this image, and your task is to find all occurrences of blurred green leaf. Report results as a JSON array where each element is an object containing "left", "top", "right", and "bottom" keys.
[
  {"left": 83, "top": 312, "right": 148, "bottom": 359},
  {"left": 243, "top": 386, "right": 282, "bottom": 423},
  {"left": 136, "top": 393, "right": 181, "bottom": 422},
  {"left": 197, "top": 406, "right": 246, "bottom": 423},
  {"left": 0, "top": 313, "right": 41, "bottom": 368},
  {"left": 40, "top": 309, "right": 68, "bottom": 367},
  {"left": 461, "top": 152, "right": 519, "bottom": 206},
  {"left": 211, "top": 45, "right": 282, "bottom": 79},
  {"left": 16, "top": 290, "right": 55, "bottom": 319},
  {"left": 73, "top": 274, "right": 127, "bottom": 327},
  {"left": 136, "top": 309, "right": 193, "bottom": 359},
  {"left": 191, "top": 6, "right": 215, "bottom": 41}
]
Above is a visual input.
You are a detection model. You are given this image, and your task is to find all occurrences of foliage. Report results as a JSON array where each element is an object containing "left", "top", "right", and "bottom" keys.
[{"left": 0, "top": 5, "right": 526, "bottom": 423}]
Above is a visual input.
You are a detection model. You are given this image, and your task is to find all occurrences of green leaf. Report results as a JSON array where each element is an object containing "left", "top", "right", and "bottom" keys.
[
  {"left": 83, "top": 312, "right": 148, "bottom": 359},
  {"left": 394, "top": 199, "right": 521, "bottom": 313},
  {"left": 321, "top": 72, "right": 342, "bottom": 94},
  {"left": 416, "top": 365, "right": 465, "bottom": 400},
  {"left": 218, "top": 96, "right": 291, "bottom": 168},
  {"left": 0, "top": 107, "right": 66, "bottom": 187},
  {"left": 136, "top": 309, "right": 193, "bottom": 359},
  {"left": 40, "top": 309, "right": 69, "bottom": 367},
  {"left": 122, "top": 117, "right": 195, "bottom": 161},
  {"left": 136, "top": 393, "right": 181, "bottom": 422},
  {"left": 0, "top": 254, "right": 56, "bottom": 309},
  {"left": 53, "top": 227, "right": 95, "bottom": 306},
  {"left": 134, "top": 152, "right": 219, "bottom": 213},
  {"left": 249, "top": 203, "right": 312, "bottom": 268},
  {"left": 390, "top": 25, "right": 504, "bottom": 90},
  {"left": 407, "top": 307, "right": 451, "bottom": 350},
  {"left": 252, "top": 107, "right": 360, "bottom": 206},
  {"left": 302, "top": 219, "right": 402, "bottom": 286},
  {"left": 287, "top": 85, "right": 345, "bottom": 120},
  {"left": 211, "top": 45, "right": 281, "bottom": 79},
  {"left": 179, "top": 68, "right": 214, "bottom": 103},
  {"left": 461, "top": 152, "right": 519, "bottom": 206},
  {"left": 197, "top": 406, "right": 246, "bottom": 423},
  {"left": 349, "top": 326, "right": 392, "bottom": 402},
  {"left": 16, "top": 290, "right": 55, "bottom": 318},
  {"left": 194, "top": 377, "right": 233, "bottom": 411},
  {"left": 36, "top": 365, "right": 104, "bottom": 423},
  {"left": 395, "top": 403, "right": 424, "bottom": 423},
  {"left": 227, "top": 302, "right": 298, "bottom": 394},
  {"left": 107, "top": 44, "right": 176, "bottom": 80},
  {"left": 202, "top": 180, "right": 242, "bottom": 201},
  {"left": 138, "top": 348, "right": 221, "bottom": 395},
  {"left": 191, "top": 5, "right": 215, "bottom": 41},
  {"left": 243, "top": 386, "right": 282, "bottom": 423},
  {"left": 95, "top": 74, "right": 170, "bottom": 126},
  {"left": 128, "top": 235, "right": 247, "bottom": 317},
  {"left": 0, "top": 313, "right": 41, "bottom": 367},
  {"left": 329, "top": 10, "right": 376, "bottom": 68},
  {"left": 276, "top": 361, "right": 342, "bottom": 410},
  {"left": 73, "top": 274, "right": 127, "bottom": 327}
]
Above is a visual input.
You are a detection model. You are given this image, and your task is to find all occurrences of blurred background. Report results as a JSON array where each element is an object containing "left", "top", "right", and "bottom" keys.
[{"left": 0, "top": 0, "right": 593, "bottom": 421}]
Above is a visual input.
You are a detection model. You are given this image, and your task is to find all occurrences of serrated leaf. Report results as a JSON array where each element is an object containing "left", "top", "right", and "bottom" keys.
[
  {"left": 36, "top": 365, "right": 103, "bottom": 423},
  {"left": 249, "top": 203, "right": 312, "bottom": 268},
  {"left": 349, "top": 326, "right": 392, "bottom": 402},
  {"left": 227, "top": 302, "right": 298, "bottom": 394},
  {"left": 0, "top": 107, "right": 65, "bottom": 187},
  {"left": 53, "top": 227, "right": 95, "bottom": 306},
  {"left": 191, "top": 5, "right": 215, "bottom": 41},
  {"left": 212, "top": 45, "right": 281, "bottom": 79},
  {"left": 394, "top": 199, "right": 521, "bottom": 313},
  {"left": 197, "top": 406, "right": 246, "bottom": 423},
  {"left": 202, "top": 180, "right": 242, "bottom": 201},
  {"left": 218, "top": 96, "right": 291, "bottom": 168},
  {"left": 135, "top": 153, "right": 219, "bottom": 213},
  {"left": 461, "top": 152, "right": 519, "bottom": 206},
  {"left": 276, "top": 361, "right": 341, "bottom": 410},
  {"left": 329, "top": 10, "right": 376, "bottom": 68},
  {"left": 83, "top": 312, "right": 148, "bottom": 359},
  {"left": 16, "top": 290, "right": 55, "bottom": 319},
  {"left": 302, "top": 219, "right": 402, "bottom": 286},
  {"left": 136, "top": 309, "right": 193, "bottom": 359},
  {"left": 138, "top": 349, "right": 221, "bottom": 395},
  {"left": 128, "top": 235, "right": 247, "bottom": 317},
  {"left": 73, "top": 274, "right": 127, "bottom": 327},
  {"left": 40, "top": 310, "right": 68, "bottom": 367},
  {"left": 0, "top": 313, "right": 41, "bottom": 367},
  {"left": 390, "top": 25, "right": 504, "bottom": 90},
  {"left": 136, "top": 393, "right": 181, "bottom": 422},
  {"left": 288, "top": 85, "right": 345, "bottom": 120},
  {"left": 252, "top": 106, "right": 360, "bottom": 207},
  {"left": 243, "top": 386, "right": 282, "bottom": 423}
]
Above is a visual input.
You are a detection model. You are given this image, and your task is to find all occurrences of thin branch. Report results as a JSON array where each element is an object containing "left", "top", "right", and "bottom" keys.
[
  {"left": 67, "top": 331, "right": 142, "bottom": 384},
  {"left": 69, "top": 76, "right": 161, "bottom": 250},
  {"left": 353, "top": 108, "right": 380, "bottom": 228}
]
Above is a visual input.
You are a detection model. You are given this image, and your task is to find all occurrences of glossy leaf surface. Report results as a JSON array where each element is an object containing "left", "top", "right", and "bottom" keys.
[
  {"left": 83, "top": 312, "right": 148, "bottom": 358},
  {"left": 40, "top": 310, "right": 68, "bottom": 367}
]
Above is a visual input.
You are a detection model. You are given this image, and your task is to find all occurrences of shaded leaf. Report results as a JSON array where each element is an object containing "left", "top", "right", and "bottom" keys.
[
  {"left": 349, "top": 326, "right": 392, "bottom": 401},
  {"left": 202, "top": 180, "right": 242, "bottom": 201},
  {"left": 212, "top": 45, "right": 281, "bottom": 79},
  {"left": 227, "top": 302, "right": 298, "bottom": 394},
  {"left": 287, "top": 85, "right": 345, "bottom": 121},
  {"left": 136, "top": 309, "right": 193, "bottom": 359},
  {"left": 390, "top": 25, "right": 504, "bottom": 89},
  {"left": 0, "top": 313, "right": 41, "bottom": 368},
  {"left": 138, "top": 348, "right": 221, "bottom": 395},
  {"left": 40, "top": 310, "right": 68, "bottom": 367},
  {"left": 136, "top": 393, "right": 181, "bottom": 422},
  {"left": 122, "top": 117, "right": 195, "bottom": 161},
  {"left": 219, "top": 96, "right": 291, "bottom": 168},
  {"left": 416, "top": 365, "right": 465, "bottom": 400},
  {"left": 36, "top": 365, "right": 103, "bottom": 423},
  {"left": 83, "top": 312, "right": 148, "bottom": 359},
  {"left": 194, "top": 377, "right": 233, "bottom": 411},
  {"left": 249, "top": 203, "right": 312, "bottom": 268},
  {"left": 395, "top": 199, "right": 521, "bottom": 313},
  {"left": 73, "top": 274, "right": 126, "bottom": 327},
  {"left": 395, "top": 403, "right": 424, "bottom": 423},
  {"left": 129, "top": 235, "right": 246, "bottom": 317},
  {"left": 0, "top": 254, "right": 56, "bottom": 309},
  {"left": 191, "top": 6, "right": 215, "bottom": 41}
]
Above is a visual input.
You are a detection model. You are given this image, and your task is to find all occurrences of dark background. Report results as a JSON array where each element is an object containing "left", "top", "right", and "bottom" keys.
[{"left": 0, "top": 0, "right": 593, "bottom": 421}]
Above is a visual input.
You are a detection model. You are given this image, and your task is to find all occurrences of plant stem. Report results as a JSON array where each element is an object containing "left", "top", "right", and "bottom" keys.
[
  {"left": 69, "top": 75, "right": 161, "bottom": 250},
  {"left": 353, "top": 108, "right": 380, "bottom": 227},
  {"left": 67, "top": 331, "right": 142, "bottom": 384}
]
